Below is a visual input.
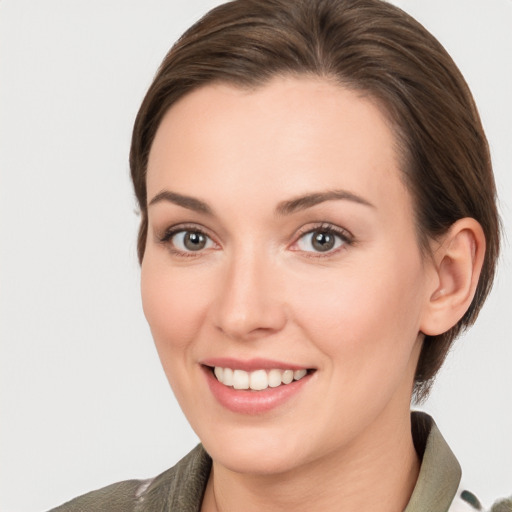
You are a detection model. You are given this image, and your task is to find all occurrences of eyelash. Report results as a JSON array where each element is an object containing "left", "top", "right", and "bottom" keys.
[
  {"left": 158, "top": 222, "right": 354, "bottom": 258},
  {"left": 159, "top": 224, "right": 218, "bottom": 258},
  {"left": 291, "top": 223, "right": 354, "bottom": 257}
]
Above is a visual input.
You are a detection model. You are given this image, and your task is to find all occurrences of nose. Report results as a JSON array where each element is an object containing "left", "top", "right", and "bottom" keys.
[{"left": 211, "top": 249, "right": 287, "bottom": 341}]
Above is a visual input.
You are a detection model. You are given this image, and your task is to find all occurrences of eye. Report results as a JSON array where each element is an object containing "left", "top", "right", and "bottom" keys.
[
  {"left": 294, "top": 226, "right": 351, "bottom": 254},
  {"left": 164, "top": 229, "right": 216, "bottom": 253}
]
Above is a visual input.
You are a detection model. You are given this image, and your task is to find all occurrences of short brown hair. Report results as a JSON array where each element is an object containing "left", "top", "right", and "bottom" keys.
[{"left": 130, "top": 0, "right": 500, "bottom": 400}]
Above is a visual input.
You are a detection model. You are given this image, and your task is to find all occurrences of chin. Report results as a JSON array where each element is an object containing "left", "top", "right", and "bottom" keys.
[
  {"left": 209, "top": 445, "right": 303, "bottom": 476},
  {"left": 198, "top": 425, "right": 317, "bottom": 476}
]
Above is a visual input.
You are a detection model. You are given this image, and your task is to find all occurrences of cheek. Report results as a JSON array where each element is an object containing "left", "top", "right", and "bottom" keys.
[
  {"left": 140, "top": 257, "right": 216, "bottom": 413},
  {"left": 140, "top": 258, "right": 209, "bottom": 354},
  {"left": 290, "top": 252, "right": 426, "bottom": 376}
]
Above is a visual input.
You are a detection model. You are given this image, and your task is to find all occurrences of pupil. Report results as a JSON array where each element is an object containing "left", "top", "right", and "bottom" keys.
[
  {"left": 312, "top": 231, "right": 334, "bottom": 252},
  {"left": 184, "top": 232, "right": 206, "bottom": 251}
]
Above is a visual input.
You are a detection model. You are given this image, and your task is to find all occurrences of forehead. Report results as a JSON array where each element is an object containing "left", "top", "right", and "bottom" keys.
[{"left": 146, "top": 76, "right": 410, "bottom": 217}]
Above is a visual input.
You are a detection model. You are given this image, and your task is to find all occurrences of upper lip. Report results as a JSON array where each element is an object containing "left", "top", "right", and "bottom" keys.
[{"left": 200, "top": 357, "right": 312, "bottom": 372}]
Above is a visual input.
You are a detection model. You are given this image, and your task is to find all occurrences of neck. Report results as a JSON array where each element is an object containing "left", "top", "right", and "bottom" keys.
[{"left": 202, "top": 410, "right": 420, "bottom": 512}]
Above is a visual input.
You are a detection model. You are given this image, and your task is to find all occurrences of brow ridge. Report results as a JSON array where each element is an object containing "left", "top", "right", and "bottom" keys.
[
  {"left": 276, "top": 190, "right": 374, "bottom": 215},
  {"left": 148, "top": 189, "right": 373, "bottom": 217},
  {"left": 148, "top": 190, "right": 212, "bottom": 215}
]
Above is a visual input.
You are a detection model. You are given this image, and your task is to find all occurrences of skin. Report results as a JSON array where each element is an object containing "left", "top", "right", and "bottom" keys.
[{"left": 141, "top": 77, "right": 464, "bottom": 511}]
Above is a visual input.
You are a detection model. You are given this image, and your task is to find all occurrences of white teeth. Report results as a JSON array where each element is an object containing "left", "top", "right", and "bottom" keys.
[
  {"left": 223, "top": 367, "right": 234, "bottom": 386},
  {"left": 249, "top": 369, "right": 268, "bottom": 391},
  {"left": 268, "top": 369, "right": 282, "bottom": 388},
  {"left": 214, "top": 367, "right": 223, "bottom": 381},
  {"left": 282, "top": 369, "right": 294, "bottom": 384},
  {"left": 294, "top": 369, "right": 307, "bottom": 380},
  {"left": 213, "top": 366, "right": 309, "bottom": 390},
  {"left": 233, "top": 369, "right": 249, "bottom": 390}
]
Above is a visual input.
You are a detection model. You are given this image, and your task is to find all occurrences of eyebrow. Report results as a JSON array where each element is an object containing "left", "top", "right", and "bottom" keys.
[
  {"left": 148, "top": 190, "right": 213, "bottom": 215},
  {"left": 147, "top": 188, "right": 374, "bottom": 216},
  {"left": 276, "top": 190, "right": 375, "bottom": 215}
]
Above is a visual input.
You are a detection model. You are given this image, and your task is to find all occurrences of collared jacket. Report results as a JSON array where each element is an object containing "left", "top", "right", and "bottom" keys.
[{"left": 48, "top": 413, "right": 511, "bottom": 512}]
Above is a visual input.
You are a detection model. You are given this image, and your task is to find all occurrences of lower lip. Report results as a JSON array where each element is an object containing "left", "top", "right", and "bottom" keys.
[{"left": 203, "top": 366, "right": 312, "bottom": 415}]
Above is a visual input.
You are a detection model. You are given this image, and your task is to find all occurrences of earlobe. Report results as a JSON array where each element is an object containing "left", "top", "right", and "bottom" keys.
[{"left": 420, "top": 218, "right": 486, "bottom": 336}]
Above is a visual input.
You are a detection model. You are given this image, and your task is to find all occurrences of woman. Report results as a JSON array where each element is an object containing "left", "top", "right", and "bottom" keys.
[{"left": 47, "top": 0, "right": 508, "bottom": 510}]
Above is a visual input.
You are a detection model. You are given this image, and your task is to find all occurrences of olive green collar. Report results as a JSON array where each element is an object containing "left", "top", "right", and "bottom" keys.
[{"left": 405, "top": 411, "right": 461, "bottom": 512}]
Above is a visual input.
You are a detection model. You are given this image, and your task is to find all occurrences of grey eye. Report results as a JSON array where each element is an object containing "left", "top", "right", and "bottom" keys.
[
  {"left": 311, "top": 231, "right": 336, "bottom": 252},
  {"left": 296, "top": 230, "right": 344, "bottom": 253},
  {"left": 172, "top": 231, "right": 213, "bottom": 252}
]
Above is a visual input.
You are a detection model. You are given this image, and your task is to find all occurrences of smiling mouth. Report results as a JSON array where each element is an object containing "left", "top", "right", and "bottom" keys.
[{"left": 211, "top": 366, "right": 312, "bottom": 391}]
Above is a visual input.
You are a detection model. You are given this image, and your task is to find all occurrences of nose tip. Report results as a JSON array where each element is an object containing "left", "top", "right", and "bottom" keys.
[
  {"left": 212, "top": 257, "right": 287, "bottom": 340},
  {"left": 217, "top": 304, "right": 285, "bottom": 340}
]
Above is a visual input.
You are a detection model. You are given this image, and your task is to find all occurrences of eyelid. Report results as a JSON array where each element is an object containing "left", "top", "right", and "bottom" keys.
[
  {"left": 158, "top": 223, "right": 220, "bottom": 255},
  {"left": 289, "top": 222, "right": 354, "bottom": 255}
]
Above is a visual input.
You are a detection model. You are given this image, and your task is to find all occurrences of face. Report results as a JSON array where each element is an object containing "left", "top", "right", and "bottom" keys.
[{"left": 142, "top": 77, "right": 434, "bottom": 476}]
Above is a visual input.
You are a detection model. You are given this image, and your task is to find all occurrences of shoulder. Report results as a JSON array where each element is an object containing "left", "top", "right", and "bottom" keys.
[
  {"left": 47, "top": 479, "right": 144, "bottom": 512},
  {"left": 47, "top": 445, "right": 211, "bottom": 512}
]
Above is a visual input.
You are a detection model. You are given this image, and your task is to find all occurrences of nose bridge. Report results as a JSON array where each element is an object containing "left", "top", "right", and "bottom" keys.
[{"left": 213, "top": 242, "right": 286, "bottom": 339}]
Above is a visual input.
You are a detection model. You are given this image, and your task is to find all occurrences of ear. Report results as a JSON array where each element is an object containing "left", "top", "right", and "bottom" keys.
[{"left": 420, "top": 218, "right": 486, "bottom": 336}]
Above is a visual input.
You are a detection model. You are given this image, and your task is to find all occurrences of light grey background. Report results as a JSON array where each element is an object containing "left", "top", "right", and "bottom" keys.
[{"left": 0, "top": 1, "right": 510, "bottom": 511}]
